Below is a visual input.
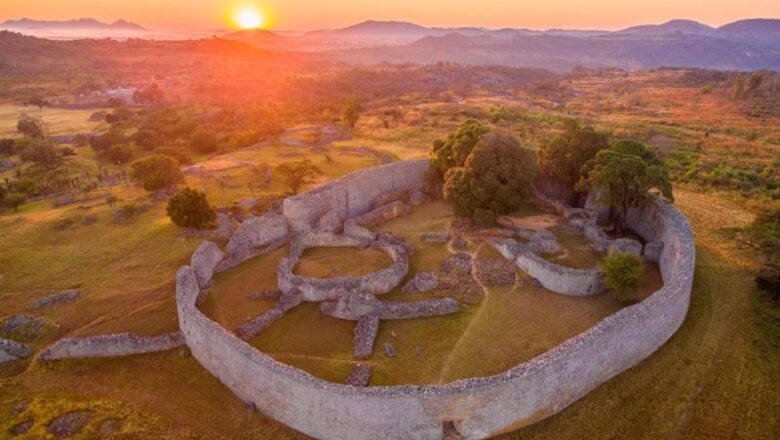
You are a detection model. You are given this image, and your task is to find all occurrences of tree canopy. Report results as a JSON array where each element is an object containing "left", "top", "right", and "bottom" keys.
[
  {"left": 600, "top": 251, "right": 644, "bottom": 303},
  {"left": 443, "top": 130, "right": 538, "bottom": 226},
  {"left": 167, "top": 187, "right": 216, "bottom": 229},
  {"left": 342, "top": 101, "right": 362, "bottom": 128},
  {"left": 276, "top": 159, "right": 322, "bottom": 194},
  {"left": 429, "top": 119, "right": 490, "bottom": 183},
  {"left": 578, "top": 140, "right": 673, "bottom": 232},
  {"left": 130, "top": 154, "right": 183, "bottom": 191},
  {"left": 17, "top": 115, "right": 44, "bottom": 139},
  {"left": 539, "top": 120, "right": 609, "bottom": 187}
]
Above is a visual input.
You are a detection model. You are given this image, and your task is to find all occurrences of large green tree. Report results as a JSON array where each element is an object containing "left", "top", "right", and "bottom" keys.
[
  {"left": 130, "top": 155, "right": 183, "bottom": 191},
  {"left": 428, "top": 119, "right": 490, "bottom": 184},
  {"left": 167, "top": 187, "right": 216, "bottom": 229},
  {"left": 444, "top": 131, "right": 538, "bottom": 226},
  {"left": 276, "top": 159, "right": 322, "bottom": 194},
  {"left": 578, "top": 140, "right": 673, "bottom": 232},
  {"left": 539, "top": 120, "right": 609, "bottom": 187}
]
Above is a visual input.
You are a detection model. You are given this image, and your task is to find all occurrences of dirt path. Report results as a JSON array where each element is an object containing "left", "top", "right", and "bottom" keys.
[{"left": 436, "top": 241, "right": 493, "bottom": 383}]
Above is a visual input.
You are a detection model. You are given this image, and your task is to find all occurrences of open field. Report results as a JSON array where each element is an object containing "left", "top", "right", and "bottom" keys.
[{"left": 0, "top": 105, "right": 105, "bottom": 138}]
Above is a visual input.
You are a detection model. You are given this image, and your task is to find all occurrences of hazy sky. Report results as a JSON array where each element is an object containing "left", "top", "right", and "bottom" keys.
[{"left": 1, "top": 0, "right": 778, "bottom": 31}]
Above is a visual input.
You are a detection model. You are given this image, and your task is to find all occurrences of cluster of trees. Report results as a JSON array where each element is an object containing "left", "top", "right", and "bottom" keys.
[
  {"left": 429, "top": 120, "right": 538, "bottom": 225},
  {"left": 129, "top": 155, "right": 183, "bottom": 191},
  {"left": 166, "top": 187, "right": 216, "bottom": 229}
]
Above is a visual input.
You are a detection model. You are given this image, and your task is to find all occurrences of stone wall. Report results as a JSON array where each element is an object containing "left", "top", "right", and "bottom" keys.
[
  {"left": 515, "top": 253, "right": 604, "bottom": 296},
  {"left": 175, "top": 160, "right": 695, "bottom": 440},
  {"left": 282, "top": 160, "right": 429, "bottom": 233},
  {"left": 40, "top": 332, "right": 184, "bottom": 361}
]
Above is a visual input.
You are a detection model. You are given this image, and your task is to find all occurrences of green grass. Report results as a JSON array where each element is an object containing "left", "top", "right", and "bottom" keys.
[{"left": 0, "top": 105, "right": 106, "bottom": 138}]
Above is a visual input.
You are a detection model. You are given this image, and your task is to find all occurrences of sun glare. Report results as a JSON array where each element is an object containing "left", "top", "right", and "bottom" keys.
[{"left": 235, "top": 7, "right": 264, "bottom": 29}]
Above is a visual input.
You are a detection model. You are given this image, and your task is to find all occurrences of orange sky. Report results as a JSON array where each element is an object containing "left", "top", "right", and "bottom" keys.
[{"left": 1, "top": 0, "right": 778, "bottom": 31}]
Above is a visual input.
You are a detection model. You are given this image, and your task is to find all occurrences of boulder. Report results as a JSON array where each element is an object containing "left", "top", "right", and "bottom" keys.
[
  {"left": 191, "top": 241, "right": 225, "bottom": 288},
  {"left": 0, "top": 338, "right": 31, "bottom": 364},
  {"left": 408, "top": 190, "right": 429, "bottom": 206},
  {"left": 609, "top": 238, "right": 643, "bottom": 256},
  {"left": 383, "top": 342, "right": 396, "bottom": 358},
  {"left": 237, "top": 198, "right": 258, "bottom": 211},
  {"left": 0, "top": 158, "right": 15, "bottom": 172},
  {"left": 225, "top": 213, "right": 289, "bottom": 262},
  {"left": 421, "top": 231, "right": 450, "bottom": 243}
]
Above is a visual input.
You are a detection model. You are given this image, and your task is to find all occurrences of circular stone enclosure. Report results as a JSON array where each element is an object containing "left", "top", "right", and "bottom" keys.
[{"left": 175, "top": 159, "right": 695, "bottom": 440}]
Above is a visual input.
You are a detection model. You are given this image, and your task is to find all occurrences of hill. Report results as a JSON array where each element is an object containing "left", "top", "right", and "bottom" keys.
[
  {"left": 618, "top": 19, "right": 716, "bottom": 36},
  {"left": 0, "top": 18, "right": 145, "bottom": 31}
]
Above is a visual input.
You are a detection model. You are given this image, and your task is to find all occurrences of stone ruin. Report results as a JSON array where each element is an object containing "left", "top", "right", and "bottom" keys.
[{"left": 30, "top": 159, "right": 695, "bottom": 440}]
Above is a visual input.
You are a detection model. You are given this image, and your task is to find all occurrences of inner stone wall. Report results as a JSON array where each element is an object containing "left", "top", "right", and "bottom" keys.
[
  {"left": 176, "top": 161, "right": 695, "bottom": 439},
  {"left": 283, "top": 159, "right": 429, "bottom": 233}
]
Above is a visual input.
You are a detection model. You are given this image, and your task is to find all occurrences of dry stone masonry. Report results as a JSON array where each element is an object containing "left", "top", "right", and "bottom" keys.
[
  {"left": 40, "top": 332, "right": 184, "bottom": 361},
  {"left": 168, "top": 160, "right": 695, "bottom": 439}
]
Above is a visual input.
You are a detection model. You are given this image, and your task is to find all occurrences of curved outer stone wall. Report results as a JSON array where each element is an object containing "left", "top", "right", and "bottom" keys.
[{"left": 176, "top": 160, "right": 695, "bottom": 439}]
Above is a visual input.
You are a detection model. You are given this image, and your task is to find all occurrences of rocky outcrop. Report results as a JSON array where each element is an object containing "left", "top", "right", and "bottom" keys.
[
  {"left": 0, "top": 338, "right": 31, "bottom": 364},
  {"left": 420, "top": 231, "right": 450, "bottom": 243},
  {"left": 39, "top": 332, "right": 184, "bottom": 361},
  {"left": 30, "top": 290, "right": 81, "bottom": 309},
  {"left": 220, "top": 213, "right": 289, "bottom": 270}
]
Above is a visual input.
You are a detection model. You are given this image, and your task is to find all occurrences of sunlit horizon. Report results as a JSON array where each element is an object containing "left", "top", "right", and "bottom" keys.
[{"left": 0, "top": 0, "right": 778, "bottom": 32}]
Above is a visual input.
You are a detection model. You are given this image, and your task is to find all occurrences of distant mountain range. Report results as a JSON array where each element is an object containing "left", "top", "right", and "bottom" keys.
[
  {"left": 0, "top": 18, "right": 145, "bottom": 31},
  {"left": 224, "top": 18, "right": 780, "bottom": 71}
]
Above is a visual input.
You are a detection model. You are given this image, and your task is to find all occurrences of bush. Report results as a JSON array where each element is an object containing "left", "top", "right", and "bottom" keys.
[
  {"left": 0, "top": 138, "right": 15, "bottom": 155},
  {"left": 443, "top": 130, "right": 538, "bottom": 226},
  {"left": 342, "top": 100, "right": 362, "bottom": 128},
  {"left": 20, "top": 140, "right": 63, "bottom": 169},
  {"left": 17, "top": 115, "right": 43, "bottom": 138},
  {"left": 756, "top": 260, "right": 780, "bottom": 303},
  {"left": 190, "top": 128, "right": 219, "bottom": 154},
  {"left": 3, "top": 192, "right": 28, "bottom": 211},
  {"left": 155, "top": 147, "right": 192, "bottom": 165},
  {"left": 130, "top": 155, "right": 183, "bottom": 191},
  {"left": 600, "top": 252, "right": 644, "bottom": 303},
  {"left": 276, "top": 159, "right": 322, "bottom": 194},
  {"left": 105, "top": 145, "right": 133, "bottom": 164},
  {"left": 166, "top": 187, "right": 216, "bottom": 229}
]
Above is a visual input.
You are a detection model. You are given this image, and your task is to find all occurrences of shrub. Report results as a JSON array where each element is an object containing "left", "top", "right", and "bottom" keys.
[
  {"left": 130, "top": 155, "right": 183, "bottom": 191},
  {"left": 114, "top": 202, "right": 142, "bottom": 224},
  {"left": 190, "top": 128, "right": 219, "bottom": 154},
  {"left": 105, "top": 145, "right": 133, "bottom": 164},
  {"left": 443, "top": 130, "right": 538, "bottom": 226},
  {"left": 0, "top": 138, "right": 15, "bottom": 155},
  {"left": 17, "top": 115, "right": 43, "bottom": 138},
  {"left": 600, "top": 252, "right": 644, "bottom": 303},
  {"left": 276, "top": 159, "right": 322, "bottom": 194},
  {"left": 155, "top": 147, "right": 192, "bottom": 165},
  {"left": 166, "top": 187, "right": 216, "bottom": 229},
  {"left": 20, "top": 140, "right": 63, "bottom": 169},
  {"left": 342, "top": 100, "right": 362, "bottom": 128},
  {"left": 3, "top": 192, "right": 28, "bottom": 211}
]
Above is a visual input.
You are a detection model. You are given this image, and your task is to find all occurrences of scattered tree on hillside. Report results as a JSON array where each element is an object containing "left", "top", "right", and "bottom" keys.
[
  {"left": 578, "top": 140, "right": 673, "bottom": 233},
  {"left": 130, "top": 154, "right": 183, "bottom": 191},
  {"left": 443, "top": 130, "right": 538, "bottom": 226},
  {"left": 17, "top": 115, "right": 44, "bottom": 139},
  {"left": 167, "top": 187, "right": 216, "bottom": 229},
  {"left": 600, "top": 252, "right": 644, "bottom": 303},
  {"left": 25, "top": 97, "right": 50, "bottom": 110},
  {"left": 539, "top": 120, "right": 609, "bottom": 187},
  {"left": 276, "top": 159, "right": 322, "bottom": 194},
  {"left": 19, "top": 140, "right": 63, "bottom": 169},
  {"left": 190, "top": 128, "right": 219, "bottom": 154},
  {"left": 3, "top": 192, "right": 28, "bottom": 211},
  {"left": 342, "top": 100, "right": 362, "bottom": 128},
  {"left": 428, "top": 119, "right": 490, "bottom": 185}
]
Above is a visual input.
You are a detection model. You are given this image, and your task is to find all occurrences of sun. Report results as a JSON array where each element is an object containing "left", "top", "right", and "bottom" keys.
[{"left": 235, "top": 7, "right": 264, "bottom": 29}]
